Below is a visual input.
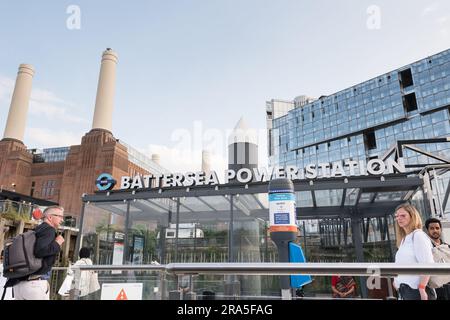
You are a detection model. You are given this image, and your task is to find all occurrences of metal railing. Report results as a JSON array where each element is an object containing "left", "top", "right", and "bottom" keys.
[
  {"left": 71, "top": 262, "right": 450, "bottom": 275},
  {"left": 66, "top": 262, "right": 450, "bottom": 300}
]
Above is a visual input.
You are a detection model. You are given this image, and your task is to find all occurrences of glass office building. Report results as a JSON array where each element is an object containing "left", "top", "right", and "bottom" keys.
[{"left": 268, "top": 48, "right": 450, "bottom": 169}]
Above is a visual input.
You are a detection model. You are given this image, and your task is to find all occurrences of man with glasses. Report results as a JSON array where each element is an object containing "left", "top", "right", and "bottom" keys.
[
  {"left": 425, "top": 217, "right": 450, "bottom": 300},
  {"left": 7, "top": 206, "right": 65, "bottom": 300}
]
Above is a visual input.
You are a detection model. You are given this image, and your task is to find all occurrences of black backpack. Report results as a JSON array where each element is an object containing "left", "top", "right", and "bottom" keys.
[{"left": 3, "top": 230, "right": 42, "bottom": 279}]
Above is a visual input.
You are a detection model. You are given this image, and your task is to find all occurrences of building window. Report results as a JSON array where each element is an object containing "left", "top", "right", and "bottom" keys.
[
  {"left": 403, "top": 92, "right": 418, "bottom": 112},
  {"left": 364, "top": 130, "right": 377, "bottom": 150},
  {"left": 42, "top": 180, "right": 56, "bottom": 198},
  {"left": 30, "top": 181, "right": 35, "bottom": 197},
  {"left": 399, "top": 68, "right": 414, "bottom": 89}
]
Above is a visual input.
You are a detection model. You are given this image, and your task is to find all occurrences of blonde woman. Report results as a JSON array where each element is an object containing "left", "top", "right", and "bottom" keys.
[{"left": 393, "top": 203, "right": 436, "bottom": 300}]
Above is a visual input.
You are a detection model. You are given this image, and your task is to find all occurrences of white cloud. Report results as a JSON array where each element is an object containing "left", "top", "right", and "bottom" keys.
[
  {"left": 0, "top": 74, "right": 88, "bottom": 124},
  {"left": 29, "top": 87, "right": 88, "bottom": 124},
  {"left": 419, "top": 4, "right": 450, "bottom": 38},
  {"left": 437, "top": 16, "right": 449, "bottom": 25},
  {"left": 437, "top": 15, "right": 450, "bottom": 37},
  {"left": 136, "top": 119, "right": 269, "bottom": 179},
  {"left": 144, "top": 144, "right": 228, "bottom": 178},
  {"left": 0, "top": 75, "right": 14, "bottom": 103},
  {"left": 422, "top": 3, "right": 438, "bottom": 16},
  {"left": 29, "top": 99, "right": 88, "bottom": 124},
  {"left": 31, "top": 87, "right": 69, "bottom": 105},
  {"left": 25, "top": 127, "right": 81, "bottom": 148}
]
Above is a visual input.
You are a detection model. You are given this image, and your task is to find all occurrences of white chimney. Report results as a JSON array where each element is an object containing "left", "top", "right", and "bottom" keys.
[
  {"left": 91, "top": 48, "right": 118, "bottom": 132},
  {"left": 3, "top": 64, "right": 35, "bottom": 142}
]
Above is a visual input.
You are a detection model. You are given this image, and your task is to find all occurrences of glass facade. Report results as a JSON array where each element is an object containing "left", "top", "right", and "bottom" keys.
[
  {"left": 28, "top": 142, "right": 167, "bottom": 176},
  {"left": 269, "top": 48, "right": 450, "bottom": 168},
  {"left": 81, "top": 194, "right": 280, "bottom": 297},
  {"left": 119, "top": 140, "right": 168, "bottom": 175},
  {"left": 30, "top": 147, "right": 70, "bottom": 163},
  {"left": 80, "top": 173, "right": 426, "bottom": 298}
]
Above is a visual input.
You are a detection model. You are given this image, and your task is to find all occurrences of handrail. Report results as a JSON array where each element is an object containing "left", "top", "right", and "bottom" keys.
[
  {"left": 72, "top": 262, "right": 450, "bottom": 276},
  {"left": 70, "top": 264, "right": 165, "bottom": 271}
]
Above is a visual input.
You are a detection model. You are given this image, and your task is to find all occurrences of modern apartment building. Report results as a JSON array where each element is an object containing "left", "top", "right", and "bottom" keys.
[{"left": 268, "top": 49, "right": 450, "bottom": 170}]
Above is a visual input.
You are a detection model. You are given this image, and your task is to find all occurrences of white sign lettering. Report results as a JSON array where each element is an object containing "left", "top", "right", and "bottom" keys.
[{"left": 113, "top": 158, "right": 405, "bottom": 190}]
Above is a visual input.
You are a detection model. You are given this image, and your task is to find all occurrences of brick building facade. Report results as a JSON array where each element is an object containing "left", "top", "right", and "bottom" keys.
[
  {"left": 0, "top": 49, "right": 164, "bottom": 224},
  {"left": 0, "top": 129, "right": 155, "bottom": 223}
]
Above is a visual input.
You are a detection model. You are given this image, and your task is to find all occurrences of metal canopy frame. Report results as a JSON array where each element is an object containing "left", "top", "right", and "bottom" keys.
[
  {"left": 84, "top": 174, "right": 422, "bottom": 201},
  {"left": 394, "top": 137, "right": 450, "bottom": 168},
  {"left": 83, "top": 174, "right": 423, "bottom": 221},
  {"left": 79, "top": 173, "right": 425, "bottom": 300}
]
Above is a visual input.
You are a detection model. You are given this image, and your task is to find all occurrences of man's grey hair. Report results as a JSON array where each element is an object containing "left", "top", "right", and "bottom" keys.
[{"left": 43, "top": 206, "right": 64, "bottom": 218}]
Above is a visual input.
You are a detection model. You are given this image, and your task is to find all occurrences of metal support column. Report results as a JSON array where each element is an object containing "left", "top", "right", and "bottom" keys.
[
  {"left": 123, "top": 200, "right": 131, "bottom": 264},
  {"left": 228, "top": 195, "right": 234, "bottom": 262},
  {"left": 175, "top": 198, "right": 180, "bottom": 262},
  {"left": 74, "top": 202, "right": 86, "bottom": 258},
  {"left": 423, "top": 170, "right": 437, "bottom": 217},
  {"left": 225, "top": 195, "right": 239, "bottom": 299},
  {"left": 351, "top": 216, "right": 368, "bottom": 299},
  {"left": 385, "top": 215, "right": 394, "bottom": 261},
  {"left": 302, "top": 221, "right": 307, "bottom": 255}
]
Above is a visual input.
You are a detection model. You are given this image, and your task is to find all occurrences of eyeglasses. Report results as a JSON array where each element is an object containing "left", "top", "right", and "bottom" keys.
[{"left": 51, "top": 214, "right": 64, "bottom": 218}]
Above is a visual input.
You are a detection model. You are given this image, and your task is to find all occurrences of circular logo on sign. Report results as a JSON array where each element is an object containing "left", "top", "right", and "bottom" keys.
[{"left": 96, "top": 173, "right": 116, "bottom": 191}]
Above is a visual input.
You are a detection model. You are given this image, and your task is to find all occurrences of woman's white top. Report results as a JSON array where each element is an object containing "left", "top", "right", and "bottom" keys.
[
  {"left": 72, "top": 258, "right": 94, "bottom": 297},
  {"left": 394, "top": 229, "right": 434, "bottom": 289}
]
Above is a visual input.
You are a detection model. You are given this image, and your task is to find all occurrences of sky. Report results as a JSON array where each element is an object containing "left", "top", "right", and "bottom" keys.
[{"left": 1, "top": 0, "right": 450, "bottom": 175}]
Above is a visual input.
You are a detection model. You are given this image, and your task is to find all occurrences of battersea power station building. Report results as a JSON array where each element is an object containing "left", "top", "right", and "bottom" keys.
[
  {"left": 0, "top": 49, "right": 166, "bottom": 223},
  {"left": 2, "top": 48, "right": 450, "bottom": 299}
]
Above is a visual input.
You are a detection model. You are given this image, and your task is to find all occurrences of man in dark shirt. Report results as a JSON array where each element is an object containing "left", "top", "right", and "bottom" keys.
[
  {"left": 10, "top": 206, "right": 65, "bottom": 300},
  {"left": 425, "top": 217, "right": 450, "bottom": 300}
]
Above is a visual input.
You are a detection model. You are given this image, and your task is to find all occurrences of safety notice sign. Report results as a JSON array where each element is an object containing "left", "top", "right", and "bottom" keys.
[{"left": 100, "top": 283, "right": 143, "bottom": 300}]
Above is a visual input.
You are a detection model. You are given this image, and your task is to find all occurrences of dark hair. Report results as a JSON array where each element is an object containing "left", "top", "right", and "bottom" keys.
[
  {"left": 79, "top": 247, "right": 91, "bottom": 259},
  {"left": 425, "top": 217, "right": 442, "bottom": 230}
]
